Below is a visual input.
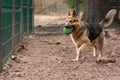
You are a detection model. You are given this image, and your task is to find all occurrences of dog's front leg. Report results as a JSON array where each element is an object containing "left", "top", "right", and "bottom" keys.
[
  {"left": 73, "top": 43, "right": 88, "bottom": 61},
  {"left": 73, "top": 47, "right": 81, "bottom": 61},
  {"left": 93, "top": 47, "right": 97, "bottom": 57}
]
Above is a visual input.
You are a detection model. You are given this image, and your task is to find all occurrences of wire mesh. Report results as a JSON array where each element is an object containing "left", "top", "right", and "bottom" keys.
[{"left": 0, "top": 0, "right": 34, "bottom": 71}]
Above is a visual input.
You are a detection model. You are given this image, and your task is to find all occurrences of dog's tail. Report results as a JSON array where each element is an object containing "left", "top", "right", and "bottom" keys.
[{"left": 99, "top": 9, "right": 117, "bottom": 28}]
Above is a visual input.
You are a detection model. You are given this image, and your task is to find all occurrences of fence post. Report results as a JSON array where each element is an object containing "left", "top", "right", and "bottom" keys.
[
  {"left": 0, "top": 0, "right": 3, "bottom": 72},
  {"left": 20, "top": 0, "right": 23, "bottom": 45},
  {"left": 32, "top": 0, "right": 34, "bottom": 34},
  {"left": 12, "top": 0, "right": 15, "bottom": 54},
  {"left": 27, "top": 0, "right": 29, "bottom": 35}
]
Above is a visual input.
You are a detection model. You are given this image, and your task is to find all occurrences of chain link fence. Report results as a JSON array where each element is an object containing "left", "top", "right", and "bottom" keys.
[{"left": 34, "top": 0, "right": 68, "bottom": 16}]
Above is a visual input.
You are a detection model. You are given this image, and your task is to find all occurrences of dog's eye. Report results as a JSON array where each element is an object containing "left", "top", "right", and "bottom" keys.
[
  {"left": 69, "top": 19, "right": 75, "bottom": 22},
  {"left": 70, "top": 19, "right": 78, "bottom": 22}
]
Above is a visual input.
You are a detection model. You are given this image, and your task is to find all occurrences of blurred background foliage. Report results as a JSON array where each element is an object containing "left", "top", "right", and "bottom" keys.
[{"left": 64, "top": 0, "right": 83, "bottom": 11}]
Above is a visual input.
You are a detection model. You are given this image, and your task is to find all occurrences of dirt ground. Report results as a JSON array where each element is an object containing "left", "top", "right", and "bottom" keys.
[{"left": 0, "top": 15, "right": 120, "bottom": 80}]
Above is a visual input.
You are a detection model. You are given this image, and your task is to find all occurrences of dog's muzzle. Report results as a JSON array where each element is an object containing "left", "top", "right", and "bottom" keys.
[{"left": 63, "top": 25, "right": 74, "bottom": 35}]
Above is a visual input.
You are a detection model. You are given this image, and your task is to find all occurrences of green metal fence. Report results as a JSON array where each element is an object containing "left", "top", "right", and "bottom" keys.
[
  {"left": 2, "top": 8, "right": 12, "bottom": 64},
  {"left": 0, "top": 0, "right": 34, "bottom": 71},
  {"left": 22, "top": 6, "right": 28, "bottom": 35},
  {"left": 22, "top": 0, "right": 33, "bottom": 35}
]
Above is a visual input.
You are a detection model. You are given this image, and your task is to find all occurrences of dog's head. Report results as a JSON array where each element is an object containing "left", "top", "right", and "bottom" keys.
[{"left": 63, "top": 10, "right": 81, "bottom": 35}]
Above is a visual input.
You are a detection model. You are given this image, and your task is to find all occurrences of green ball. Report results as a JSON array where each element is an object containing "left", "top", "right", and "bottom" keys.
[{"left": 63, "top": 27, "right": 73, "bottom": 35}]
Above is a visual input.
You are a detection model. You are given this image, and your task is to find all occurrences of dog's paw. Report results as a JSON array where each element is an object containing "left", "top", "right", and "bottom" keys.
[
  {"left": 96, "top": 57, "right": 116, "bottom": 63},
  {"left": 93, "top": 53, "right": 97, "bottom": 58},
  {"left": 72, "top": 59, "right": 79, "bottom": 62},
  {"left": 71, "top": 57, "right": 86, "bottom": 63},
  {"left": 93, "top": 52, "right": 96, "bottom": 57}
]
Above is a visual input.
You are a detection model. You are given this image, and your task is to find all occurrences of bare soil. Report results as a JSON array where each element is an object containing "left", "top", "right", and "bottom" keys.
[{"left": 0, "top": 15, "right": 120, "bottom": 80}]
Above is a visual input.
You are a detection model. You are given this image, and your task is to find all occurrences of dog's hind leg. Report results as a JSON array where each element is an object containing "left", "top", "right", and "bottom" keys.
[
  {"left": 93, "top": 47, "right": 97, "bottom": 57},
  {"left": 97, "top": 49, "right": 103, "bottom": 60},
  {"left": 97, "top": 38, "right": 104, "bottom": 62}
]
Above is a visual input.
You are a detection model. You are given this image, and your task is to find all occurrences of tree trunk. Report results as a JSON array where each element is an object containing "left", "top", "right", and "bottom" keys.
[{"left": 82, "top": 0, "right": 109, "bottom": 23}]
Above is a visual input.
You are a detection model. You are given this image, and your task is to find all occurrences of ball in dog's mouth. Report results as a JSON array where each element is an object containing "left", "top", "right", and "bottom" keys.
[{"left": 63, "top": 27, "right": 73, "bottom": 35}]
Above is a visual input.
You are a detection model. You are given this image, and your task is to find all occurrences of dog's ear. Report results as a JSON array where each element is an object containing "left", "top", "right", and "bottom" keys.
[
  {"left": 67, "top": 10, "right": 71, "bottom": 16},
  {"left": 72, "top": 10, "right": 77, "bottom": 17}
]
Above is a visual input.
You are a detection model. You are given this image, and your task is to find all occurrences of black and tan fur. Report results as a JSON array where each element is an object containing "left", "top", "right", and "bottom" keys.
[{"left": 64, "top": 9, "right": 117, "bottom": 62}]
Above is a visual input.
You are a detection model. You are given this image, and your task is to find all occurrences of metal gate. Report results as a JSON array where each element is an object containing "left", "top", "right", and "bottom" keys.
[{"left": 0, "top": 0, "right": 34, "bottom": 71}]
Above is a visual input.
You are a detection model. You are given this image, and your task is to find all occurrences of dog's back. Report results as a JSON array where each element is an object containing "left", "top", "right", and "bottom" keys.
[{"left": 86, "top": 22, "right": 103, "bottom": 42}]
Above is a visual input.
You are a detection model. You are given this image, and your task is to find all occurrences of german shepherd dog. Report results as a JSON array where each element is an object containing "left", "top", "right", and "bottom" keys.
[{"left": 64, "top": 9, "right": 117, "bottom": 62}]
